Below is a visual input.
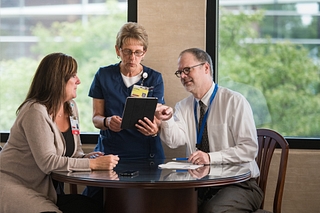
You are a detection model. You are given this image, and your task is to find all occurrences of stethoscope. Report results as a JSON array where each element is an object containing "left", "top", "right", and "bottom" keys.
[{"left": 141, "top": 72, "right": 148, "bottom": 86}]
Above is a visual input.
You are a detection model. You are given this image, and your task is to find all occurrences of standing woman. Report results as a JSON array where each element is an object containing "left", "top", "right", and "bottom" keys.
[
  {"left": 84, "top": 22, "right": 165, "bottom": 199},
  {"left": 88, "top": 22, "right": 165, "bottom": 159},
  {"left": 0, "top": 53, "right": 119, "bottom": 213}
]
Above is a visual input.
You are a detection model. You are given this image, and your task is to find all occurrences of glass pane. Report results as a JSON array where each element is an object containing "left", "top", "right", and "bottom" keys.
[
  {"left": 0, "top": 0, "right": 127, "bottom": 132},
  {"left": 218, "top": 1, "right": 320, "bottom": 137}
]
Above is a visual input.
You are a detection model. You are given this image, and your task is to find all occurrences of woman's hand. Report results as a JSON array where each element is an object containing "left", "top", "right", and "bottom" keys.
[
  {"left": 92, "top": 99, "right": 122, "bottom": 132},
  {"left": 108, "top": 115, "right": 122, "bottom": 132},
  {"left": 89, "top": 154, "right": 119, "bottom": 170},
  {"left": 135, "top": 116, "right": 159, "bottom": 137}
]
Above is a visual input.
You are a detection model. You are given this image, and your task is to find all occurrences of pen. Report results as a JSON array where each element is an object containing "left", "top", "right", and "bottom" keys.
[
  {"left": 172, "top": 157, "right": 189, "bottom": 161},
  {"left": 90, "top": 154, "right": 100, "bottom": 159},
  {"left": 172, "top": 169, "right": 188, "bottom": 172}
]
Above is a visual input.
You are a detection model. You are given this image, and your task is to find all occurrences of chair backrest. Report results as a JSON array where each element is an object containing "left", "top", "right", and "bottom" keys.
[{"left": 256, "top": 128, "right": 289, "bottom": 213}]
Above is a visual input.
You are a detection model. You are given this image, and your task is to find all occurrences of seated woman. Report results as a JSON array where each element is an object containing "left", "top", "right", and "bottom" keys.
[{"left": 0, "top": 53, "right": 119, "bottom": 213}]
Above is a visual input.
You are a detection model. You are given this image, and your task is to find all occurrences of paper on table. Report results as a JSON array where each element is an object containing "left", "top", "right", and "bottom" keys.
[{"left": 158, "top": 161, "right": 204, "bottom": 170}]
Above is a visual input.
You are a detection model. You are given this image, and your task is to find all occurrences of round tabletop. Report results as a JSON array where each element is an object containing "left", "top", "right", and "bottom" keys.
[{"left": 51, "top": 159, "right": 252, "bottom": 189}]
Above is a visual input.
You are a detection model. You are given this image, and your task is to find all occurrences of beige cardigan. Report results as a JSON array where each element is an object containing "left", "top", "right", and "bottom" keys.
[{"left": 0, "top": 100, "right": 90, "bottom": 213}]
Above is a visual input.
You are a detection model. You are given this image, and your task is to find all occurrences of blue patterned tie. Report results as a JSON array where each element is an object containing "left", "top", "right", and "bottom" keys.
[{"left": 198, "top": 101, "right": 210, "bottom": 152}]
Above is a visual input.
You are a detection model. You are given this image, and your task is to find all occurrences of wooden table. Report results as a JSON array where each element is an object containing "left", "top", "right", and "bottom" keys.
[{"left": 52, "top": 159, "right": 251, "bottom": 213}]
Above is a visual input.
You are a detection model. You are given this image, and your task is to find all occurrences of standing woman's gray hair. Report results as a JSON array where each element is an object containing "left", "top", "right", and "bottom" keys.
[{"left": 115, "top": 22, "right": 149, "bottom": 51}]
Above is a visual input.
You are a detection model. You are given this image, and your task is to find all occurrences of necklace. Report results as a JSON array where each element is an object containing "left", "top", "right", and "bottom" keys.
[{"left": 58, "top": 113, "right": 66, "bottom": 118}]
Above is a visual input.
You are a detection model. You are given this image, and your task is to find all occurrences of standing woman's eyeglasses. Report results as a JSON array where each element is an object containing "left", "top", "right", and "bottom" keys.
[{"left": 120, "top": 48, "right": 145, "bottom": 57}]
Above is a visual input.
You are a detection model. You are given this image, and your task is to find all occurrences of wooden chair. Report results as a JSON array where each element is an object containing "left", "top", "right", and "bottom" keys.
[{"left": 254, "top": 128, "right": 289, "bottom": 213}]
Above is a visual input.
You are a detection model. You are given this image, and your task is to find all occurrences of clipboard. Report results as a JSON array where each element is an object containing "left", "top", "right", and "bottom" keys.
[{"left": 121, "top": 97, "right": 158, "bottom": 129}]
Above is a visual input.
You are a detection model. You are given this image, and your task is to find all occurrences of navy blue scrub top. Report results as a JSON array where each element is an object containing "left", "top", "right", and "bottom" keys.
[{"left": 88, "top": 62, "right": 165, "bottom": 160}]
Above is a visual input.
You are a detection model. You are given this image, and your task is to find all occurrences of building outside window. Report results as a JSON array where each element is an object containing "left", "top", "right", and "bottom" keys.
[
  {"left": 0, "top": 0, "right": 127, "bottom": 132},
  {"left": 218, "top": 0, "right": 320, "bottom": 137}
]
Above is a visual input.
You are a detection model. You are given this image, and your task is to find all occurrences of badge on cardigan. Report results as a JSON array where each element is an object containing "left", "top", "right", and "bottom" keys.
[{"left": 70, "top": 116, "right": 80, "bottom": 135}]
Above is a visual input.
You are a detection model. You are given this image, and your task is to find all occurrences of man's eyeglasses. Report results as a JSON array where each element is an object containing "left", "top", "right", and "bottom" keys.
[
  {"left": 174, "top": 63, "right": 205, "bottom": 78},
  {"left": 120, "top": 48, "right": 145, "bottom": 57}
]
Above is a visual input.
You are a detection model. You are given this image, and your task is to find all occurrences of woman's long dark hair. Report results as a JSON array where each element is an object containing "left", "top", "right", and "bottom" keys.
[{"left": 17, "top": 53, "right": 77, "bottom": 120}]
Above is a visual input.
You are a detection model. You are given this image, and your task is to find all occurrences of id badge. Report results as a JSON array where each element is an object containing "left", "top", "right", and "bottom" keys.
[
  {"left": 70, "top": 116, "right": 80, "bottom": 135},
  {"left": 131, "top": 85, "right": 149, "bottom": 97}
]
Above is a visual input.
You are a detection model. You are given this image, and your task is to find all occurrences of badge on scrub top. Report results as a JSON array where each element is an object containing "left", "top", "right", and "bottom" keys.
[
  {"left": 131, "top": 85, "right": 149, "bottom": 97},
  {"left": 70, "top": 115, "right": 80, "bottom": 135}
]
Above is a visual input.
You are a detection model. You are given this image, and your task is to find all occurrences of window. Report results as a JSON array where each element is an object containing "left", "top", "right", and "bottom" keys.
[
  {"left": 1, "top": 0, "right": 319, "bottom": 144},
  {"left": 218, "top": 0, "right": 320, "bottom": 138},
  {"left": 0, "top": 0, "right": 127, "bottom": 133}
]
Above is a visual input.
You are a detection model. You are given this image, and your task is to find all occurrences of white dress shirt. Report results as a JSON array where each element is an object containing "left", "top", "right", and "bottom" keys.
[{"left": 160, "top": 83, "right": 259, "bottom": 177}]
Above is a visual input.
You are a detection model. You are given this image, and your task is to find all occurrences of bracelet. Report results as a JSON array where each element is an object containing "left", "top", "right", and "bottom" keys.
[
  {"left": 151, "top": 133, "right": 157, "bottom": 137},
  {"left": 81, "top": 154, "right": 86, "bottom": 158},
  {"left": 103, "top": 117, "right": 108, "bottom": 128}
]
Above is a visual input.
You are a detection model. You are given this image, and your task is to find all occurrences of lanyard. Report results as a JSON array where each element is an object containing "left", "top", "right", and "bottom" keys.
[{"left": 194, "top": 84, "right": 218, "bottom": 145}]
